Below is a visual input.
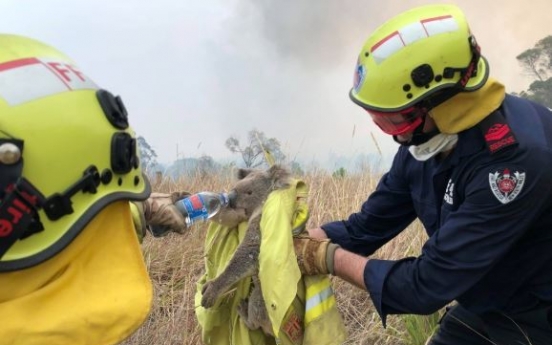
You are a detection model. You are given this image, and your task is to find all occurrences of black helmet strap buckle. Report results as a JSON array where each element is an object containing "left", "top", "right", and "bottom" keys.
[{"left": 43, "top": 165, "right": 101, "bottom": 221}]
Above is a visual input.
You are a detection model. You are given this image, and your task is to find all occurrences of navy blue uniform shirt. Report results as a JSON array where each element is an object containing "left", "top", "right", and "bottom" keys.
[{"left": 322, "top": 95, "right": 552, "bottom": 325}]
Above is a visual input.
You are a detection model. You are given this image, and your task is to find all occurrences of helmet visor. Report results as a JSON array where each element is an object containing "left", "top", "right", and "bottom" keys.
[{"left": 366, "top": 107, "right": 425, "bottom": 135}]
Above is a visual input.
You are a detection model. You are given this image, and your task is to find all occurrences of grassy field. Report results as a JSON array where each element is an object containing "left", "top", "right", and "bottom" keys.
[{"left": 120, "top": 169, "right": 439, "bottom": 345}]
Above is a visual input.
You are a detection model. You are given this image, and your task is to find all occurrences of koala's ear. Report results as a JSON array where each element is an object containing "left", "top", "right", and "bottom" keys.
[
  {"left": 237, "top": 168, "right": 255, "bottom": 180},
  {"left": 268, "top": 164, "right": 292, "bottom": 189}
]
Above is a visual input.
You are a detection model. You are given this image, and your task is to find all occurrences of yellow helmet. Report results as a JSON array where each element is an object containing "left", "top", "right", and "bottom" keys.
[
  {"left": 350, "top": 4, "right": 489, "bottom": 133},
  {"left": 0, "top": 35, "right": 150, "bottom": 271}
]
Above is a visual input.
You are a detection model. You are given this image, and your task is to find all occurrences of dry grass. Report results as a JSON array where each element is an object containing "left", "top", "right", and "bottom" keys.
[{"left": 120, "top": 169, "right": 431, "bottom": 345}]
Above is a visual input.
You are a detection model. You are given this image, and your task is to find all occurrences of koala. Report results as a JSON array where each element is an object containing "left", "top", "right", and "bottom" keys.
[{"left": 201, "top": 164, "right": 292, "bottom": 336}]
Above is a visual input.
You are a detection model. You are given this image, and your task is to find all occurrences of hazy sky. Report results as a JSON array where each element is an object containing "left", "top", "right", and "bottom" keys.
[{"left": 1, "top": 0, "right": 550, "bottom": 168}]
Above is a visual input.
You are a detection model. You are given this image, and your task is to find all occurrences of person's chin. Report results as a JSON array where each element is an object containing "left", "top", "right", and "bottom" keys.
[{"left": 395, "top": 134, "right": 413, "bottom": 145}]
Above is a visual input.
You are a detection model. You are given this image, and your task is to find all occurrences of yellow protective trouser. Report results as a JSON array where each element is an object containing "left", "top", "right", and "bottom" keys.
[{"left": 195, "top": 179, "right": 347, "bottom": 345}]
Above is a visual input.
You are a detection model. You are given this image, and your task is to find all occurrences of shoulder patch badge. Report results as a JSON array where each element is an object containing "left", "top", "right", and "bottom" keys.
[
  {"left": 478, "top": 110, "right": 518, "bottom": 154},
  {"left": 488, "top": 168, "right": 525, "bottom": 204}
]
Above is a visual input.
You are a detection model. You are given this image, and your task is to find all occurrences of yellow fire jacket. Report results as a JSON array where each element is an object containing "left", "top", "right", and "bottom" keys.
[{"left": 195, "top": 179, "right": 347, "bottom": 345}]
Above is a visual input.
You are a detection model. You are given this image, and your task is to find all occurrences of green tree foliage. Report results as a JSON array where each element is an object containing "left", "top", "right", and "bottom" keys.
[
  {"left": 516, "top": 35, "right": 552, "bottom": 107},
  {"left": 290, "top": 161, "right": 304, "bottom": 176},
  {"left": 225, "top": 129, "right": 286, "bottom": 168},
  {"left": 164, "top": 156, "right": 221, "bottom": 178},
  {"left": 136, "top": 135, "right": 158, "bottom": 173},
  {"left": 197, "top": 155, "right": 218, "bottom": 176},
  {"left": 332, "top": 167, "right": 347, "bottom": 179}
]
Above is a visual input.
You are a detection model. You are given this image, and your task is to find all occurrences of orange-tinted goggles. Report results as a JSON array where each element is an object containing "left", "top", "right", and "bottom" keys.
[{"left": 366, "top": 107, "right": 425, "bottom": 135}]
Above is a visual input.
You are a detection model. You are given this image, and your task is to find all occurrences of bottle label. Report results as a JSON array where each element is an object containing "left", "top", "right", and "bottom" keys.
[{"left": 182, "top": 194, "right": 208, "bottom": 223}]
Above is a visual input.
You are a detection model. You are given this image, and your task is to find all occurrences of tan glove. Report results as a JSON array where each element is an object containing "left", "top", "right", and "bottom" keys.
[
  {"left": 142, "top": 191, "right": 191, "bottom": 237},
  {"left": 293, "top": 235, "right": 340, "bottom": 275}
]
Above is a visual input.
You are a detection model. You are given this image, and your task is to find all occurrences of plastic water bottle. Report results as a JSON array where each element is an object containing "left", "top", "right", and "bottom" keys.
[{"left": 175, "top": 191, "right": 229, "bottom": 227}]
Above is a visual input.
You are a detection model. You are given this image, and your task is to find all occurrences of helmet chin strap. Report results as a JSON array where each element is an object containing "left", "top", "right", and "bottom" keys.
[{"left": 392, "top": 114, "right": 440, "bottom": 146}]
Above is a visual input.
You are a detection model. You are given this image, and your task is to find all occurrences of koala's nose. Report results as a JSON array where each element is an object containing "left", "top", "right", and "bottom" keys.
[{"left": 227, "top": 189, "right": 237, "bottom": 208}]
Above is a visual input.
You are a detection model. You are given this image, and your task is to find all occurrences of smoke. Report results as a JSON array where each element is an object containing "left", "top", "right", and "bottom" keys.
[
  {"left": 230, "top": 0, "right": 551, "bottom": 90},
  {"left": 10, "top": 1, "right": 548, "bottom": 166},
  {"left": 201, "top": 0, "right": 551, "bottom": 168},
  {"left": 457, "top": 0, "right": 552, "bottom": 91}
]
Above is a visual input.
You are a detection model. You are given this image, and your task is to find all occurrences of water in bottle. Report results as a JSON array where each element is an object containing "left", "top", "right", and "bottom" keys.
[{"left": 175, "top": 191, "right": 229, "bottom": 227}]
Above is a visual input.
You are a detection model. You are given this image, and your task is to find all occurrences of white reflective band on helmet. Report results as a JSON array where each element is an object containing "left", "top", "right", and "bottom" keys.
[
  {"left": 371, "top": 15, "right": 459, "bottom": 64},
  {"left": 0, "top": 57, "right": 97, "bottom": 106},
  {"left": 304, "top": 279, "right": 336, "bottom": 325}
]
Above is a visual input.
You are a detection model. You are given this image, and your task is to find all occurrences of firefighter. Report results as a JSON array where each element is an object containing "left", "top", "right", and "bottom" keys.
[
  {"left": 0, "top": 34, "right": 188, "bottom": 345},
  {"left": 293, "top": 4, "right": 552, "bottom": 344}
]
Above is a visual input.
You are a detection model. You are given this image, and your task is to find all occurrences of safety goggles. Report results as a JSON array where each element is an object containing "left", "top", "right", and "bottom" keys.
[{"left": 365, "top": 106, "right": 426, "bottom": 135}]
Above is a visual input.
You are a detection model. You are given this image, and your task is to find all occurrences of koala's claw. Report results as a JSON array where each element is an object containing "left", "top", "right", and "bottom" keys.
[
  {"left": 201, "top": 281, "right": 219, "bottom": 308},
  {"left": 236, "top": 299, "right": 249, "bottom": 319}
]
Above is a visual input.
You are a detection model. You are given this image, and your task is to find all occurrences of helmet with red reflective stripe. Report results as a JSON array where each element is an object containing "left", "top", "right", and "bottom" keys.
[
  {"left": 350, "top": 4, "right": 489, "bottom": 133},
  {"left": 0, "top": 35, "right": 151, "bottom": 271}
]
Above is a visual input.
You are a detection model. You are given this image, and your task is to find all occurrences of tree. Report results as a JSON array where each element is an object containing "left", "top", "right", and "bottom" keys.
[
  {"left": 290, "top": 161, "right": 304, "bottom": 176},
  {"left": 136, "top": 136, "right": 158, "bottom": 173},
  {"left": 516, "top": 35, "right": 552, "bottom": 107},
  {"left": 197, "top": 155, "right": 218, "bottom": 177},
  {"left": 332, "top": 167, "right": 347, "bottom": 179},
  {"left": 225, "top": 129, "right": 286, "bottom": 168}
]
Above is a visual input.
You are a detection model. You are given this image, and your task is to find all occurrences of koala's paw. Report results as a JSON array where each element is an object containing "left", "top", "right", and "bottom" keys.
[{"left": 201, "top": 280, "right": 220, "bottom": 308}]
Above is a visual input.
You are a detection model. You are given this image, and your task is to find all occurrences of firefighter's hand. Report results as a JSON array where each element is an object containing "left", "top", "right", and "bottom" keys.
[
  {"left": 293, "top": 235, "right": 340, "bottom": 275},
  {"left": 143, "top": 192, "right": 191, "bottom": 236}
]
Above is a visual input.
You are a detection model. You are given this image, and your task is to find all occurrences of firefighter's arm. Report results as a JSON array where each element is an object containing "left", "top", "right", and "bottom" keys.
[{"left": 130, "top": 192, "right": 191, "bottom": 242}]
